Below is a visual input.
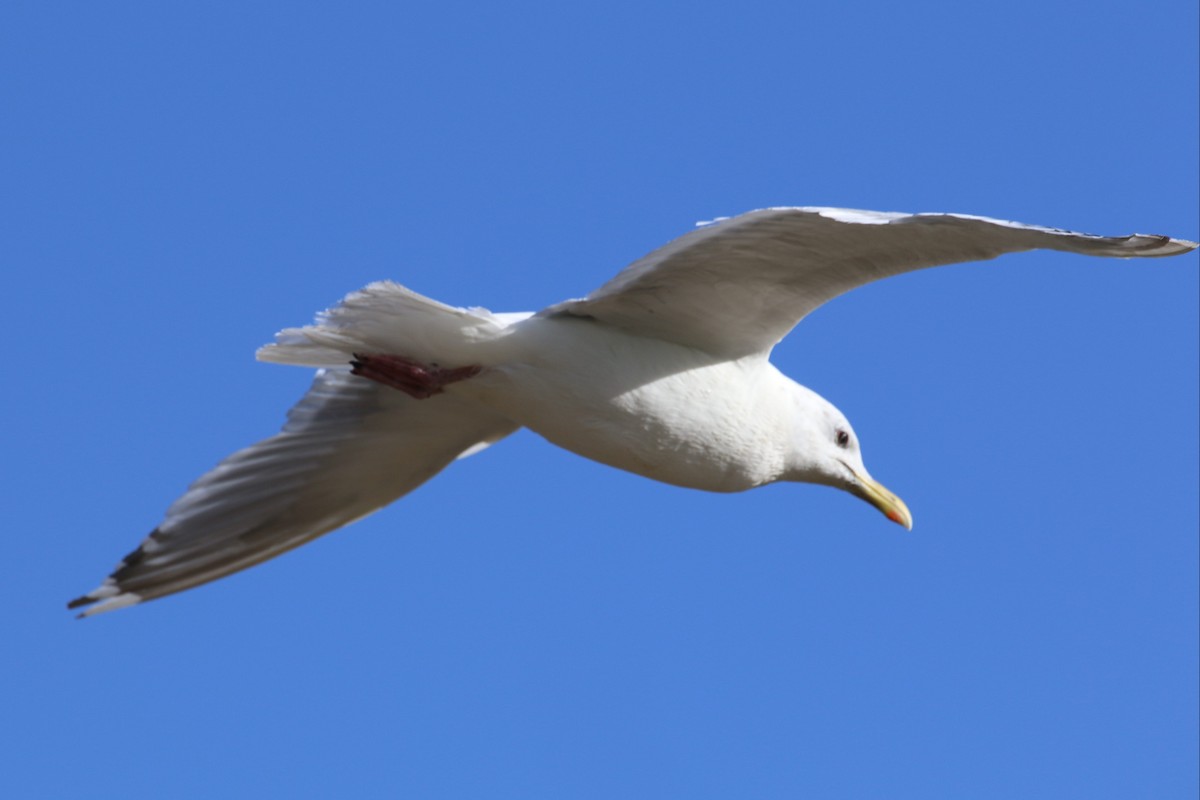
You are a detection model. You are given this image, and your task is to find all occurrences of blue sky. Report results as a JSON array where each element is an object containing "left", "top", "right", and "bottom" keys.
[{"left": 3, "top": 2, "right": 1197, "bottom": 798}]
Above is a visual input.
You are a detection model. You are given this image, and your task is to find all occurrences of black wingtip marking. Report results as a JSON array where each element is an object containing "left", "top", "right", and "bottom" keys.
[
  {"left": 110, "top": 535, "right": 155, "bottom": 582},
  {"left": 66, "top": 594, "right": 96, "bottom": 611},
  {"left": 68, "top": 528, "right": 160, "bottom": 614}
]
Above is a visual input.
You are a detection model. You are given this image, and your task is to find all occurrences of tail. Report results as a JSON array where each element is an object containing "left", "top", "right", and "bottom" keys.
[{"left": 258, "top": 281, "right": 519, "bottom": 368}]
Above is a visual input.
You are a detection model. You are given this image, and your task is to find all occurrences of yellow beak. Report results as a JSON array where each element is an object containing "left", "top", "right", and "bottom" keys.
[{"left": 851, "top": 469, "right": 913, "bottom": 530}]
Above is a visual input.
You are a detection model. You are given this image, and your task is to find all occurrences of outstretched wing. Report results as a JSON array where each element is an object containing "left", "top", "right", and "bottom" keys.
[
  {"left": 69, "top": 369, "right": 517, "bottom": 616},
  {"left": 544, "top": 207, "right": 1197, "bottom": 358}
]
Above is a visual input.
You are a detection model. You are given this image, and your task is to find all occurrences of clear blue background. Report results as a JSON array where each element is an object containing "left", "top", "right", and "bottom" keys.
[{"left": 3, "top": 2, "right": 1196, "bottom": 798}]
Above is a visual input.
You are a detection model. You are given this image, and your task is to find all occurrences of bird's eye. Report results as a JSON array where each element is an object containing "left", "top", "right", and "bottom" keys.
[{"left": 835, "top": 429, "right": 850, "bottom": 448}]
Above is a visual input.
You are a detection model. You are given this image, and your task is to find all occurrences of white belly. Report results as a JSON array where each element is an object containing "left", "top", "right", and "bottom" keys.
[{"left": 467, "top": 316, "right": 789, "bottom": 492}]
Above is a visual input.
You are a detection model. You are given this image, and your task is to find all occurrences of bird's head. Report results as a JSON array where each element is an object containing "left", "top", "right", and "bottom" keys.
[{"left": 782, "top": 383, "right": 912, "bottom": 530}]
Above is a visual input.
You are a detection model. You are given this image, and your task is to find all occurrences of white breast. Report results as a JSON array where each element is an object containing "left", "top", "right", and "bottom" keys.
[{"left": 468, "top": 316, "right": 793, "bottom": 492}]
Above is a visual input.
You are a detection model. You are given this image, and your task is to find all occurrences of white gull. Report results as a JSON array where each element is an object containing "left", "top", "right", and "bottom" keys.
[{"left": 69, "top": 207, "right": 1197, "bottom": 615}]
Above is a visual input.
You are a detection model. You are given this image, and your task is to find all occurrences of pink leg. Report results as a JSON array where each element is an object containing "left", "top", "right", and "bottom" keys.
[{"left": 350, "top": 353, "right": 481, "bottom": 399}]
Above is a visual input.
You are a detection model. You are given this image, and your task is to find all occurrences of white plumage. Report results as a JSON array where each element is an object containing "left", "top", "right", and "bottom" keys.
[{"left": 69, "top": 207, "right": 1197, "bottom": 616}]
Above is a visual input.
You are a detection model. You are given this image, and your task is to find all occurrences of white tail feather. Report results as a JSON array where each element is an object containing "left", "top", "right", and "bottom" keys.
[{"left": 257, "top": 281, "right": 515, "bottom": 368}]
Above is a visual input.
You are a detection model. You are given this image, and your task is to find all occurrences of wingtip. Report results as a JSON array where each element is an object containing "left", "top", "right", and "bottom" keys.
[
  {"left": 1168, "top": 236, "right": 1198, "bottom": 253},
  {"left": 67, "top": 590, "right": 143, "bottom": 618},
  {"left": 68, "top": 542, "right": 151, "bottom": 617},
  {"left": 66, "top": 594, "right": 95, "bottom": 611},
  {"left": 1126, "top": 234, "right": 1198, "bottom": 257}
]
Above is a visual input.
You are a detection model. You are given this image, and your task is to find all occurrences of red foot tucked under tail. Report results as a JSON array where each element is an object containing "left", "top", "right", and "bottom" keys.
[{"left": 350, "top": 354, "right": 481, "bottom": 399}]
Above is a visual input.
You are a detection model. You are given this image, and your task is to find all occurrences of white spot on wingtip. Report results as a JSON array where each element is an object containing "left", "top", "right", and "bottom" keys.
[
  {"left": 78, "top": 592, "right": 143, "bottom": 618},
  {"left": 88, "top": 579, "right": 122, "bottom": 600}
]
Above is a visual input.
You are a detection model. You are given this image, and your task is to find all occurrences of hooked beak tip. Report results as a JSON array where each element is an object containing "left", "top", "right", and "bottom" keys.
[
  {"left": 848, "top": 466, "right": 913, "bottom": 531},
  {"left": 886, "top": 507, "right": 914, "bottom": 531}
]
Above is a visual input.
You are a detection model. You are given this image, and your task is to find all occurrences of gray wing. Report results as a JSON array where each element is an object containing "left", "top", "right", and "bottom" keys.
[
  {"left": 69, "top": 369, "right": 517, "bottom": 616},
  {"left": 543, "top": 207, "right": 1197, "bottom": 358}
]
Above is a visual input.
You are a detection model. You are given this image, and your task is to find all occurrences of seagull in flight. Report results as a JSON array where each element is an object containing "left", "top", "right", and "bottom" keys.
[{"left": 69, "top": 207, "right": 1197, "bottom": 616}]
